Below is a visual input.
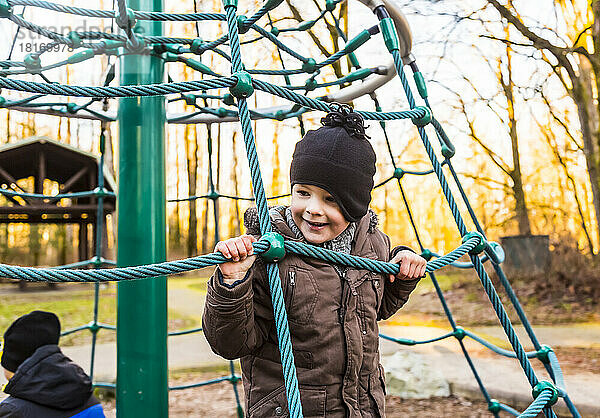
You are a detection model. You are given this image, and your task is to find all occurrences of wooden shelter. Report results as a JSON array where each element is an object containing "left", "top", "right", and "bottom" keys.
[{"left": 0, "top": 136, "right": 116, "bottom": 263}]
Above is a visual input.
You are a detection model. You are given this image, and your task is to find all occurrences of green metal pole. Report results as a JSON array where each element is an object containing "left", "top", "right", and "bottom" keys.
[{"left": 116, "top": 0, "right": 168, "bottom": 416}]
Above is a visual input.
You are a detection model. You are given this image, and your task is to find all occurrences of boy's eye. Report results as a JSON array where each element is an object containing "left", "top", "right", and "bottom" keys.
[
  {"left": 297, "top": 190, "right": 309, "bottom": 196},
  {"left": 325, "top": 196, "right": 336, "bottom": 202}
]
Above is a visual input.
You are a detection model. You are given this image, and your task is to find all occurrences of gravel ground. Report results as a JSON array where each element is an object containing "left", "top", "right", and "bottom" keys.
[{"left": 99, "top": 373, "right": 492, "bottom": 417}]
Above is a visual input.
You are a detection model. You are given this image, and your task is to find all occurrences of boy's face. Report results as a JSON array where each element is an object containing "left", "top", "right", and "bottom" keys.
[
  {"left": 3, "top": 367, "right": 13, "bottom": 381},
  {"left": 290, "top": 184, "right": 350, "bottom": 244}
]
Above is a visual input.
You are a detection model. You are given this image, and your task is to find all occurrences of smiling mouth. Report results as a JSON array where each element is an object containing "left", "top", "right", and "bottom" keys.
[{"left": 304, "top": 219, "right": 328, "bottom": 229}]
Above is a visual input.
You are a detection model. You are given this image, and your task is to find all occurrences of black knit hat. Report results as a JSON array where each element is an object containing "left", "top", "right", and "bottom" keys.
[
  {"left": 290, "top": 104, "right": 376, "bottom": 222},
  {"left": 1, "top": 311, "right": 61, "bottom": 373}
]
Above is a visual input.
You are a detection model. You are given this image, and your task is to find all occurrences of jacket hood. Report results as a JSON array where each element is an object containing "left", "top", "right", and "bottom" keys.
[
  {"left": 3, "top": 344, "right": 93, "bottom": 410},
  {"left": 243, "top": 205, "right": 379, "bottom": 239}
]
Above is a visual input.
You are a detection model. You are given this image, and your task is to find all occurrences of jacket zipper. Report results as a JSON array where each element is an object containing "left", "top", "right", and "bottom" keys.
[{"left": 288, "top": 270, "right": 296, "bottom": 305}]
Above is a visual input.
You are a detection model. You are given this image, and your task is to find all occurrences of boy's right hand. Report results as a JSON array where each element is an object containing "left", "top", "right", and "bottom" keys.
[{"left": 215, "top": 235, "right": 257, "bottom": 284}]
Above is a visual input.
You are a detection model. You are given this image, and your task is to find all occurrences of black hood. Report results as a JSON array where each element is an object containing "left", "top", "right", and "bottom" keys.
[{"left": 3, "top": 344, "right": 93, "bottom": 410}]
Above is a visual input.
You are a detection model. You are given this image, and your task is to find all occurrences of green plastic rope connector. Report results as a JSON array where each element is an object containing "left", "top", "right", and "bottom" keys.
[
  {"left": 345, "top": 29, "right": 371, "bottom": 53},
  {"left": 165, "top": 44, "right": 181, "bottom": 55},
  {"left": 302, "top": 58, "right": 317, "bottom": 74},
  {"left": 270, "top": 27, "right": 280, "bottom": 37},
  {"left": 186, "top": 59, "right": 215, "bottom": 75},
  {"left": 380, "top": 18, "right": 399, "bottom": 52},
  {"left": 99, "top": 131, "right": 106, "bottom": 153},
  {"left": 462, "top": 231, "right": 486, "bottom": 255},
  {"left": 393, "top": 167, "right": 404, "bottom": 179},
  {"left": 275, "top": 110, "right": 286, "bottom": 121},
  {"left": 298, "top": 20, "right": 315, "bottom": 31},
  {"left": 163, "top": 52, "right": 179, "bottom": 62},
  {"left": 237, "top": 15, "right": 249, "bottom": 34},
  {"left": 93, "top": 187, "right": 109, "bottom": 198},
  {"left": 103, "top": 40, "right": 123, "bottom": 50},
  {"left": 344, "top": 68, "right": 372, "bottom": 83},
  {"left": 216, "top": 107, "right": 228, "bottom": 117},
  {"left": 536, "top": 345, "right": 553, "bottom": 364},
  {"left": 67, "top": 49, "right": 94, "bottom": 65},
  {"left": 413, "top": 72, "right": 428, "bottom": 99},
  {"left": 222, "top": 93, "right": 235, "bottom": 106},
  {"left": 488, "top": 399, "right": 501, "bottom": 414},
  {"left": 222, "top": 0, "right": 238, "bottom": 8},
  {"left": 0, "top": 0, "right": 12, "bottom": 18},
  {"left": 532, "top": 381, "right": 559, "bottom": 406},
  {"left": 92, "top": 256, "right": 103, "bottom": 267},
  {"left": 67, "top": 31, "right": 82, "bottom": 48},
  {"left": 325, "top": 0, "right": 336, "bottom": 12},
  {"left": 24, "top": 54, "right": 41, "bottom": 69},
  {"left": 190, "top": 38, "right": 204, "bottom": 54},
  {"left": 264, "top": 0, "right": 284, "bottom": 11},
  {"left": 348, "top": 52, "right": 360, "bottom": 68},
  {"left": 304, "top": 78, "right": 317, "bottom": 91},
  {"left": 88, "top": 321, "right": 100, "bottom": 334},
  {"left": 153, "top": 44, "right": 167, "bottom": 54},
  {"left": 411, "top": 106, "right": 432, "bottom": 127},
  {"left": 229, "top": 71, "right": 254, "bottom": 99},
  {"left": 453, "top": 327, "right": 466, "bottom": 340},
  {"left": 441, "top": 145, "right": 455, "bottom": 159},
  {"left": 183, "top": 94, "right": 196, "bottom": 106},
  {"left": 66, "top": 103, "right": 77, "bottom": 114},
  {"left": 420, "top": 249, "right": 433, "bottom": 261},
  {"left": 261, "top": 232, "right": 285, "bottom": 262},
  {"left": 207, "top": 191, "right": 219, "bottom": 200},
  {"left": 0, "top": 96, "right": 5, "bottom": 107}
]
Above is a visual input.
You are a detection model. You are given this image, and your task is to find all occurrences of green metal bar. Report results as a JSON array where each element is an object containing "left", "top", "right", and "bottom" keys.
[{"left": 116, "top": 0, "right": 168, "bottom": 416}]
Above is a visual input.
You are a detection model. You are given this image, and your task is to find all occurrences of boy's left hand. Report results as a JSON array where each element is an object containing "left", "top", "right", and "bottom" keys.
[{"left": 389, "top": 250, "right": 427, "bottom": 282}]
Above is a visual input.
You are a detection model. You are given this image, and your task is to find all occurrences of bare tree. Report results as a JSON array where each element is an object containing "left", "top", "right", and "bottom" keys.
[
  {"left": 436, "top": 38, "right": 532, "bottom": 235},
  {"left": 417, "top": 0, "right": 598, "bottom": 252},
  {"left": 483, "top": 0, "right": 600, "bottom": 252}
]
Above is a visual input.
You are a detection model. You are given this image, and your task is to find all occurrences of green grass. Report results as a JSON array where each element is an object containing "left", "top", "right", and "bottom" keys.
[
  {"left": 170, "top": 274, "right": 210, "bottom": 294},
  {"left": 0, "top": 285, "right": 116, "bottom": 346},
  {"left": 414, "top": 272, "right": 464, "bottom": 294},
  {"left": 187, "top": 279, "right": 209, "bottom": 293},
  {"left": 0, "top": 283, "right": 200, "bottom": 347}
]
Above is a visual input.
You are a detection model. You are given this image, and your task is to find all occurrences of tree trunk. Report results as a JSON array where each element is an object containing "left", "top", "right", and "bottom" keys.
[
  {"left": 230, "top": 131, "right": 242, "bottom": 237},
  {"left": 200, "top": 125, "right": 210, "bottom": 254},
  {"left": 487, "top": 0, "right": 600, "bottom": 251},
  {"left": 500, "top": 27, "right": 531, "bottom": 235},
  {"left": 58, "top": 225, "right": 67, "bottom": 266},
  {"left": 172, "top": 130, "right": 181, "bottom": 250},
  {"left": 570, "top": 72, "right": 600, "bottom": 254},
  {"left": 5, "top": 111, "right": 10, "bottom": 143},
  {"left": 185, "top": 124, "right": 198, "bottom": 257}
]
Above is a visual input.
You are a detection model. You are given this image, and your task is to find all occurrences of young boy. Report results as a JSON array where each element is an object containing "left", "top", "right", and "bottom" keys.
[
  {"left": 0, "top": 311, "right": 105, "bottom": 418},
  {"left": 203, "top": 106, "right": 426, "bottom": 417}
]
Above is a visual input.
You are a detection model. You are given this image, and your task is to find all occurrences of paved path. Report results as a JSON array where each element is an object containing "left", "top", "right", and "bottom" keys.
[
  {"left": 2, "top": 323, "right": 596, "bottom": 416},
  {"left": 1, "top": 283, "right": 598, "bottom": 416},
  {"left": 379, "top": 324, "right": 600, "bottom": 416}
]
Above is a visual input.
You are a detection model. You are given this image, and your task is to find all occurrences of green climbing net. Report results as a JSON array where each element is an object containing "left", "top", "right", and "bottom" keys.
[{"left": 0, "top": 0, "right": 581, "bottom": 417}]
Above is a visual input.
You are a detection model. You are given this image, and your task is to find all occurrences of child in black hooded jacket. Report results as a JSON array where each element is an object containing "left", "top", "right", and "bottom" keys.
[{"left": 0, "top": 311, "right": 105, "bottom": 418}]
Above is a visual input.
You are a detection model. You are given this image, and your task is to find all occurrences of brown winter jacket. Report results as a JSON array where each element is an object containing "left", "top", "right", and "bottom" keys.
[{"left": 202, "top": 206, "right": 420, "bottom": 417}]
